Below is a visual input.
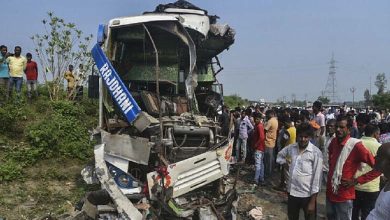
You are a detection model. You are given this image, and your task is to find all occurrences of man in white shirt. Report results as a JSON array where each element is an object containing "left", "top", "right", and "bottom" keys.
[
  {"left": 235, "top": 108, "right": 254, "bottom": 163},
  {"left": 277, "top": 122, "right": 323, "bottom": 220},
  {"left": 366, "top": 143, "right": 390, "bottom": 220},
  {"left": 323, "top": 119, "right": 336, "bottom": 184}
]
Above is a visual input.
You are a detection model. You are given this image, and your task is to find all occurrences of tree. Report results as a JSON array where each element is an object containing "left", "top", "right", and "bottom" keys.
[
  {"left": 363, "top": 89, "right": 371, "bottom": 106},
  {"left": 374, "top": 73, "right": 387, "bottom": 95},
  {"left": 372, "top": 92, "right": 390, "bottom": 109},
  {"left": 31, "top": 12, "right": 93, "bottom": 101},
  {"left": 317, "top": 96, "right": 330, "bottom": 105},
  {"left": 223, "top": 94, "right": 250, "bottom": 109}
]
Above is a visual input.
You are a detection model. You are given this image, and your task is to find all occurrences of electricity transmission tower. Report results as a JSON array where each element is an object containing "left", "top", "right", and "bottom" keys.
[{"left": 324, "top": 54, "right": 338, "bottom": 103}]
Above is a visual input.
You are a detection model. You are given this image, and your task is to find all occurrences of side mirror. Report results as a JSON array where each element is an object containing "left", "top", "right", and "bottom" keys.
[{"left": 97, "top": 24, "right": 107, "bottom": 45}]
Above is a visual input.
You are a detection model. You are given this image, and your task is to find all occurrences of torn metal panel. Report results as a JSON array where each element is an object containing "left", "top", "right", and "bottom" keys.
[
  {"left": 102, "top": 131, "right": 151, "bottom": 165},
  {"left": 175, "top": 13, "right": 210, "bottom": 37},
  {"left": 147, "top": 143, "right": 232, "bottom": 199},
  {"left": 104, "top": 154, "right": 129, "bottom": 173},
  {"left": 209, "top": 24, "right": 231, "bottom": 37},
  {"left": 94, "top": 144, "right": 143, "bottom": 220},
  {"left": 152, "top": 1, "right": 211, "bottom": 36}
]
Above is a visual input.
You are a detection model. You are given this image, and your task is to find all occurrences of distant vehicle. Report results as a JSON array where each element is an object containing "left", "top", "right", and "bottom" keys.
[
  {"left": 259, "top": 98, "right": 266, "bottom": 105},
  {"left": 79, "top": 1, "right": 237, "bottom": 219}
]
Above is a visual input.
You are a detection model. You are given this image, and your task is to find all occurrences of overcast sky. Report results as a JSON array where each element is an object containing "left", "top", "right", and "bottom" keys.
[{"left": 1, "top": 0, "right": 389, "bottom": 102}]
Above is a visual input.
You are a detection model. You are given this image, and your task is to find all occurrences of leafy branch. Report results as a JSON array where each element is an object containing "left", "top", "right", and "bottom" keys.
[{"left": 31, "top": 12, "right": 94, "bottom": 101}]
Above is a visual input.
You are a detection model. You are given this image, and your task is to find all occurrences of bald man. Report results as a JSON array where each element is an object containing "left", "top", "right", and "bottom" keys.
[{"left": 366, "top": 143, "right": 390, "bottom": 220}]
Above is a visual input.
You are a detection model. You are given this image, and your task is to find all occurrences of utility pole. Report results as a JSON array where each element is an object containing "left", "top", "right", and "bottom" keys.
[
  {"left": 291, "top": 93, "right": 296, "bottom": 105},
  {"left": 369, "top": 76, "right": 372, "bottom": 97},
  {"left": 321, "top": 90, "right": 325, "bottom": 97},
  {"left": 350, "top": 87, "right": 356, "bottom": 108}
]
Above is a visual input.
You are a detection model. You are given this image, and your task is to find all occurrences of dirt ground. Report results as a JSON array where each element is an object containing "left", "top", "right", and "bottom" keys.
[
  {"left": 233, "top": 164, "right": 326, "bottom": 220},
  {"left": 0, "top": 158, "right": 96, "bottom": 220}
]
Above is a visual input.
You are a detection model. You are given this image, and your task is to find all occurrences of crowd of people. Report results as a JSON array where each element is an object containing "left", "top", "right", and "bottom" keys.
[
  {"left": 0, "top": 45, "right": 85, "bottom": 102},
  {"left": 0, "top": 45, "right": 38, "bottom": 101},
  {"left": 220, "top": 101, "right": 390, "bottom": 220}
]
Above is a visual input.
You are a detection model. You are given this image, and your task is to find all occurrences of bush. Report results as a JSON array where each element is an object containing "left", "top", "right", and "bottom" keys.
[
  {"left": 34, "top": 98, "right": 51, "bottom": 114},
  {"left": 37, "top": 82, "right": 67, "bottom": 100},
  {"left": 79, "top": 99, "right": 98, "bottom": 117},
  {"left": 0, "top": 107, "right": 16, "bottom": 132},
  {"left": 5, "top": 147, "right": 43, "bottom": 165},
  {"left": 26, "top": 100, "right": 94, "bottom": 160},
  {"left": 27, "top": 113, "right": 92, "bottom": 160},
  {"left": 0, "top": 103, "right": 27, "bottom": 136},
  {"left": 0, "top": 98, "right": 98, "bottom": 181},
  {"left": 37, "top": 83, "right": 52, "bottom": 98},
  {"left": 51, "top": 100, "right": 85, "bottom": 118},
  {"left": 0, "top": 160, "right": 24, "bottom": 182}
]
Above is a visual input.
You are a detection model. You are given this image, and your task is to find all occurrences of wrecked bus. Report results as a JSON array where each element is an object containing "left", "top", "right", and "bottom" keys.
[{"left": 80, "top": 1, "right": 236, "bottom": 219}]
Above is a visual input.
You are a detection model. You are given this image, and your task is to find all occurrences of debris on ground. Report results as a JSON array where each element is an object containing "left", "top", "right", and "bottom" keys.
[{"left": 248, "top": 206, "right": 263, "bottom": 220}]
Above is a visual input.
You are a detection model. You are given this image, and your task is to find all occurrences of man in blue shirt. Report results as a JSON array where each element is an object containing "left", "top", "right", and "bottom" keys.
[{"left": 0, "top": 45, "right": 9, "bottom": 101}]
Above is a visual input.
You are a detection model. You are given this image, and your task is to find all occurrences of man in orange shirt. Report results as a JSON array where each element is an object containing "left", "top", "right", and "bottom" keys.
[
  {"left": 64, "top": 64, "right": 75, "bottom": 98},
  {"left": 264, "top": 110, "right": 278, "bottom": 180}
]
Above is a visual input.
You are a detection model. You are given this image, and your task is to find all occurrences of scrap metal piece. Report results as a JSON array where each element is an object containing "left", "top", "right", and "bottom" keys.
[
  {"left": 81, "top": 165, "right": 99, "bottom": 185},
  {"left": 133, "top": 111, "right": 159, "bottom": 132},
  {"left": 168, "top": 200, "right": 194, "bottom": 218},
  {"left": 209, "top": 24, "right": 231, "bottom": 37},
  {"left": 102, "top": 131, "right": 151, "bottom": 165},
  {"left": 94, "top": 144, "right": 143, "bottom": 220},
  {"left": 198, "top": 206, "right": 218, "bottom": 220},
  {"left": 248, "top": 207, "right": 263, "bottom": 220}
]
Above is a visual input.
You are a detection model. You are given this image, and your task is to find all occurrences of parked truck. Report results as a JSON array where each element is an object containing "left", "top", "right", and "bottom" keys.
[{"left": 80, "top": 1, "right": 236, "bottom": 219}]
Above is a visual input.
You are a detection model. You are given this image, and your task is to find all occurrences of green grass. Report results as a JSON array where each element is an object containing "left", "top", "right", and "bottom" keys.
[{"left": 0, "top": 85, "right": 99, "bottom": 219}]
